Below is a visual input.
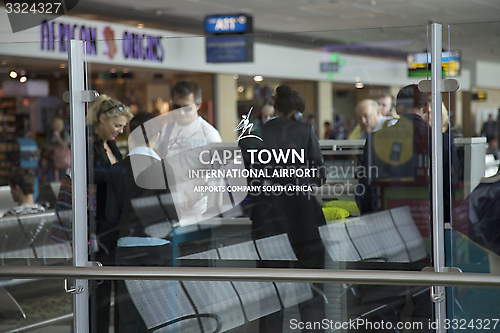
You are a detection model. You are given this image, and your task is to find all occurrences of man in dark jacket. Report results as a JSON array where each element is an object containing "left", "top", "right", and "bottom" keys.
[
  {"left": 356, "top": 84, "right": 461, "bottom": 225},
  {"left": 239, "top": 85, "right": 326, "bottom": 333},
  {"left": 355, "top": 84, "right": 461, "bottom": 332}
]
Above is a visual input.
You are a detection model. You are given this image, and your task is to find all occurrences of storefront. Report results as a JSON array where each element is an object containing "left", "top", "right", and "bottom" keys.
[{"left": 2, "top": 12, "right": 475, "bottom": 142}]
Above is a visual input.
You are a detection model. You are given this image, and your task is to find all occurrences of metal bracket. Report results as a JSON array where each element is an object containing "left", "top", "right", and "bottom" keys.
[
  {"left": 84, "top": 261, "right": 102, "bottom": 267},
  {"left": 418, "top": 79, "right": 460, "bottom": 93},
  {"left": 422, "top": 266, "right": 463, "bottom": 273},
  {"left": 430, "top": 286, "right": 445, "bottom": 303},
  {"left": 64, "top": 263, "right": 101, "bottom": 294},
  {"left": 422, "top": 267, "right": 463, "bottom": 303},
  {"left": 62, "top": 90, "right": 99, "bottom": 103},
  {"left": 64, "top": 279, "right": 84, "bottom": 294},
  {"left": 81, "top": 90, "right": 100, "bottom": 103}
]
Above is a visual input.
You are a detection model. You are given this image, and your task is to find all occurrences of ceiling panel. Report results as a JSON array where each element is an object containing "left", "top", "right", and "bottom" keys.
[
  {"left": 73, "top": 0, "right": 500, "bottom": 63},
  {"left": 471, "top": 0, "right": 500, "bottom": 10}
]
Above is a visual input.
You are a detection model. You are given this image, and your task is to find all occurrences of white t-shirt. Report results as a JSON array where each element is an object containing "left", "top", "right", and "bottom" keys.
[
  {"left": 164, "top": 117, "right": 222, "bottom": 156},
  {"left": 160, "top": 117, "right": 222, "bottom": 225}
]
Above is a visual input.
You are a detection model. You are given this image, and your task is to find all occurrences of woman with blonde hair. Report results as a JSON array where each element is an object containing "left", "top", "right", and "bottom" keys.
[
  {"left": 424, "top": 102, "right": 449, "bottom": 133},
  {"left": 87, "top": 94, "right": 132, "bottom": 333}
]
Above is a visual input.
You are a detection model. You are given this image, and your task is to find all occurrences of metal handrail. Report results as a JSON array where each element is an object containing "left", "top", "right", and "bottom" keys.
[{"left": 1, "top": 266, "right": 499, "bottom": 288}]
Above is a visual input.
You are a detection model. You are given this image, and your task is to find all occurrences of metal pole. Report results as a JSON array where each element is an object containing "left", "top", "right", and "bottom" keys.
[
  {"left": 430, "top": 22, "right": 447, "bottom": 332},
  {"left": 0, "top": 266, "right": 499, "bottom": 288},
  {"left": 68, "top": 39, "right": 89, "bottom": 333}
]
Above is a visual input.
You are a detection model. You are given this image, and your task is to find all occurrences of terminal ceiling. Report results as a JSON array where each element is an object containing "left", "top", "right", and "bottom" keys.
[{"left": 71, "top": 0, "right": 500, "bottom": 64}]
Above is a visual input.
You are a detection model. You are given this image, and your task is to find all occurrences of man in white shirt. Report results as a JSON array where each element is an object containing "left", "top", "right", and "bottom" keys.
[
  {"left": 4, "top": 168, "right": 45, "bottom": 216},
  {"left": 378, "top": 94, "right": 400, "bottom": 119},
  {"left": 157, "top": 81, "right": 222, "bottom": 225}
]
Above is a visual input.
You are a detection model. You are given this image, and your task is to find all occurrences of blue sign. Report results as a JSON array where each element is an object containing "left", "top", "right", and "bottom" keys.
[
  {"left": 206, "top": 35, "right": 253, "bottom": 63},
  {"left": 205, "top": 14, "right": 252, "bottom": 34}
]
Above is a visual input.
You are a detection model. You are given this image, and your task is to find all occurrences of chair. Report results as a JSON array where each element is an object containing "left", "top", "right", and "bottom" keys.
[
  {"left": 0, "top": 215, "right": 35, "bottom": 265},
  {"left": 129, "top": 233, "right": 315, "bottom": 332},
  {"left": 0, "top": 286, "right": 26, "bottom": 320}
]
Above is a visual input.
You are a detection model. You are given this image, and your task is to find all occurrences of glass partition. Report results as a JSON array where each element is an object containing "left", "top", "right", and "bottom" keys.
[
  {"left": 77, "top": 25, "right": 447, "bottom": 332},
  {"left": 84, "top": 26, "right": 436, "bottom": 266},
  {"left": 2, "top": 22, "right": 500, "bottom": 333},
  {"left": 447, "top": 21, "right": 500, "bottom": 332},
  {"left": 0, "top": 41, "right": 72, "bottom": 330}
]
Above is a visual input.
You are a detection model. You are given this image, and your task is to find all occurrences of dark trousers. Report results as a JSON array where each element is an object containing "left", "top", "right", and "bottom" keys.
[
  {"left": 90, "top": 279, "right": 117, "bottom": 333},
  {"left": 90, "top": 247, "right": 118, "bottom": 333},
  {"left": 114, "top": 242, "right": 172, "bottom": 333},
  {"left": 89, "top": 216, "right": 123, "bottom": 333},
  {"left": 258, "top": 238, "right": 326, "bottom": 333}
]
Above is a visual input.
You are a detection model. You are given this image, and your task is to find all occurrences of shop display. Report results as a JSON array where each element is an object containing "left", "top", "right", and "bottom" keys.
[
  {"left": 0, "top": 97, "right": 16, "bottom": 137},
  {"left": 0, "top": 138, "right": 38, "bottom": 186}
]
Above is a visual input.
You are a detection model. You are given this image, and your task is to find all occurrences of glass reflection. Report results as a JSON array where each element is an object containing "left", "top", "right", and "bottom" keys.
[
  {"left": 3, "top": 19, "right": 500, "bottom": 333},
  {"left": 124, "top": 279, "right": 435, "bottom": 333},
  {"left": 0, "top": 279, "right": 72, "bottom": 332},
  {"left": 108, "top": 81, "right": 440, "bottom": 332},
  {"left": 0, "top": 41, "right": 73, "bottom": 331},
  {"left": 83, "top": 27, "right": 444, "bottom": 331},
  {"left": 446, "top": 22, "right": 500, "bottom": 331}
]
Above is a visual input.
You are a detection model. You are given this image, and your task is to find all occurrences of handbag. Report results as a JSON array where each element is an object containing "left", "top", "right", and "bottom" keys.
[
  {"left": 49, "top": 175, "right": 98, "bottom": 252},
  {"left": 49, "top": 175, "right": 73, "bottom": 244},
  {"left": 53, "top": 144, "right": 71, "bottom": 170}
]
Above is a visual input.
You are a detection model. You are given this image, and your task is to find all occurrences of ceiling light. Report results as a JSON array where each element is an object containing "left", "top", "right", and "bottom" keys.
[
  {"left": 20, "top": 76, "right": 27, "bottom": 83},
  {"left": 238, "top": 86, "right": 245, "bottom": 93},
  {"left": 233, "top": 74, "right": 239, "bottom": 80},
  {"left": 110, "top": 68, "right": 116, "bottom": 73},
  {"left": 9, "top": 70, "right": 17, "bottom": 79},
  {"left": 60, "top": 63, "right": 67, "bottom": 69},
  {"left": 1, "top": 60, "right": 7, "bottom": 65},
  {"left": 254, "top": 75, "right": 264, "bottom": 82},
  {"left": 122, "top": 68, "right": 129, "bottom": 73},
  {"left": 137, "top": 23, "right": 144, "bottom": 29},
  {"left": 355, "top": 82, "right": 364, "bottom": 89}
]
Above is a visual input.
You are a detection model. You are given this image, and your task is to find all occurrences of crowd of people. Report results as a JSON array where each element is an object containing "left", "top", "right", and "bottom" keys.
[
  {"left": 2, "top": 80, "right": 223, "bottom": 332},
  {"left": 87, "top": 81, "right": 222, "bottom": 333},
  {"left": 318, "top": 93, "right": 466, "bottom": 143},
  {"left": 4, "top": 81, "right": 495, "bottom": 333},
  {"left": 85, "top": 81, "right": 325, "bottom": 333}
]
